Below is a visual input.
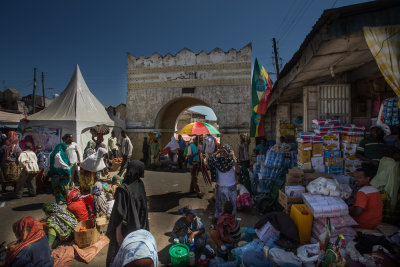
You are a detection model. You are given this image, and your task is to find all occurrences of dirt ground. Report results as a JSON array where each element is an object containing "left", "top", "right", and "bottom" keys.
[{"left": 0, "top": 169, "right": 260, "bottom": 266}]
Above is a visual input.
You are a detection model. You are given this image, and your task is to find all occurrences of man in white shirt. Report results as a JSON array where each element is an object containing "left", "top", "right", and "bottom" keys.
[
  {"left": 15, "top": 142, "right": 39, "bottom": 198},
  {"left": 108, "top": 130, "right": 119, "bottom": 159},
  {"left": 64, "top": 134, "right": 81, "bottom": 185},
  {"left": 118, "top": 130, "right": 133, "bottom": 176}
]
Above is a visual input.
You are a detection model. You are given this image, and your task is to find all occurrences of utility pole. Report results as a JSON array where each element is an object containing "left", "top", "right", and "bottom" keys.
[
  {"left": 33, "top": 68, "right": 37, "bottom": 114},
  {"left": 42, "top": 72, "right": 46, "bottom": 108},
  {"left": 272, "top": 38, "right": 280, "bottom": 78}
]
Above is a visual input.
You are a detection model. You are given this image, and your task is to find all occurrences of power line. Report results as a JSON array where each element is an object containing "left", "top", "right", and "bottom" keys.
[
  {"left": 331, "top": 0, "right": 339, "bottom": 8},
  {"left": 273, "top": 0, "right": 299, "bottom": 37},
  {"left": 276, "top": 0, "right": 306, "bottom": 41},
  {"left": 279, "top": 0, "right": 315, "bottom": 44}
]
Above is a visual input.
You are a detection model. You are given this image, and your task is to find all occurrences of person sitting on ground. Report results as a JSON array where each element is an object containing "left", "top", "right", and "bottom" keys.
[
  {"left": 4, "top": 216, "right": 53, "bottom": 267},
  {"left": 111, "top": 229, "right": 158, "bottom": 267},
  {"left": 15, "top": 142, "right": 39, "bottom": 199},
  {"left": 356, "top": 126, "right": 386, "bottom": 175},
  {"left": 208, "top": 145, "right": 240, "bottom": 218},
  {"left": 172, "top": 206, "right": 206, "bottom": 248},
  {"left": 110, "top": 175, "right": 122, "bottom": 195},
  {"left": 42, "top": 202, "right": 77, "bottom": 248},
  {"left": 66, "top": 187, "right": 89, "bottom": 222},
  {"left": 106, "top": 193, "right": 115, "bottom": 218},
  {"left": 349, "top": 168, "right": 383, "bottom": 229},
  {"left": 236, "top": 182, "right": 254, "bottom": 210},
  {"left": 210, "top": 201, "right": 241, "bottom": 250},
  {"left": 93, "top": 185, "right": 108, "bottom": 217}
]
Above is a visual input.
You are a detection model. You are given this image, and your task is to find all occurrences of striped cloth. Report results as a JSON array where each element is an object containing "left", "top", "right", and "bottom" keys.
[{"left": 363, "top": 25, "right": 400, "bottom": 106}]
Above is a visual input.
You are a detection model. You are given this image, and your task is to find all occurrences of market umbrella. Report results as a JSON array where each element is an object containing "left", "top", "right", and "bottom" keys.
[
  {"left": 81, "top": 124, "right": 110, "bottom": 135},
  {"left": 179, "top": 122, "right": 220, "bottom": 135}
]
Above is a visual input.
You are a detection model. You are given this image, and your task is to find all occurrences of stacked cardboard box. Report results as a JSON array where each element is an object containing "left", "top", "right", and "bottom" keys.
[
  {"left": 324, "top": 149, "right": 343, "bottom": 175},
  {"left": 341, "top": 130, "right": 364, "bottom": 177},
  {"left": 279, "top": 167, "right": 305, "bottom": 213}
]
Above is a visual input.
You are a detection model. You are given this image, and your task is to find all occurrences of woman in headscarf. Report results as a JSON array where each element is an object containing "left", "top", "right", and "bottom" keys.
[
  {"left": 42, "top": 202, "right": 77, "bottom": 248},
  {"left": 80, "top": 147, "right": 108, "bottom": 194},
  {"left": 106, "top": 160, "right": 149, "bottom": 267},
  {"left": 111, "top": 229, "right": 158, "bottom": 267},
  {"left": 4, "top": 216, "right": 53, "bottom": 267},
  {"left": 208, "top": 144, "right": 240, "bottom": 218},
  {"left": 66, "top": 187, "right": 89, "bottom": 222},
  {"left": 92, "top": 185, "right": 108, "bottom": 216},
  {"left": 172, "top": 206, "right": 206, "bottom": 248},
  {"left": 0, "top": 131, "right": 22, "bottom": 192},
  {"left": 49, "top": 142, "right": 71, "bottom": 204}
]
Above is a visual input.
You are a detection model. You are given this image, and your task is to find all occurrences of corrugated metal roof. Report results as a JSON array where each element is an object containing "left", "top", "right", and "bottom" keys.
[{"left": 0, "top": 111, "right": 24, "bottom": 123}]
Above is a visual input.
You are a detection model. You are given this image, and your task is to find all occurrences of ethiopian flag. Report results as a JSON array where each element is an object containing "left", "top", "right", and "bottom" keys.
[{"left": 250, "top": 58, "right": 273, "bottom": 137}]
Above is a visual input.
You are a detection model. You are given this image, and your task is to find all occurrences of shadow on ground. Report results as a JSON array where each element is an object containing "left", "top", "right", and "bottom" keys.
[
  {"left": 12, "top": 203, "right": 45, "bottom": 211},
  {"left": 148, "top": 191, "right": 197, "bottom": 212}
]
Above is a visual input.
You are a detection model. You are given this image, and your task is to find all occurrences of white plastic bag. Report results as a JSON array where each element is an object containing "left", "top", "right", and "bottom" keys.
[
  {"left": 297, "top": 243, "right": 320, "bottom": 264},
  {"left": 269, "top": 248, "right": 302, "bottom": 266}
]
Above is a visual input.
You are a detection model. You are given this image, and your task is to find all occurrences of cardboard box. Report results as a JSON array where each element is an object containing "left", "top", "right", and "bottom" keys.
[
  {"left": 344, "top": 154, "right": 358, "bottom": 160},
  {"left": 325, "top": 166, "right": 343, "bottom": 175},
  {"left": 280, "top": 128, "right": 295, "bottom": 136},
  {"left": 279, "top": 189, "right": 303, "bottom": 214},
  {"left": 342, "top": 135, "right": 363, "bottom": 144},
  {"left": 341, "top": 143, "right": 357, "bottom": 155},
  {"left": 325, "top": 158, "right": 344, "bottom": 166},
  {"left": 311, "top": 156, "right": 324, "bottom": 172},
  {"left": 344, "top": 159, "right": 362, "bottom": 169},
  {"left": 297, "top": 162, "right": 312, "bottom": 171},
  {"left": 280, "top": 123, "right": 294, "bottom": 129},
  {"left": 323, "top": 143, "right": 340, "bottom": 150},
  {"left": 286, "top": 167, "right": 304, "bottom": 185},
  {"left": 312, "top": 143, "right": 323, "bottom": 156},
  {"left": 324, "top": 150, "right": 342, "bottom": 159},
  {"left": 298, "top": 142, "right": 312, "bottom": 151},
  {"left": 297, "top": 150, "right": 311, "bottom": 163}
]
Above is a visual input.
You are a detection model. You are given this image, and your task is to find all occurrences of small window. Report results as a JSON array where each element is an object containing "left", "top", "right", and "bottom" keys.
[{"left": 182, "top": 87, "right": 195, "bottom": 94}]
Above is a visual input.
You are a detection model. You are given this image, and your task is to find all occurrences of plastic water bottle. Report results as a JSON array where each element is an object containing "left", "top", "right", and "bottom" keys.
[
  {"left": 189, "top": 251, "right": 196, "bottom": 266},
  {"left": 198, "top": 254, "right": 210, "bottom": 267},
  {"left": 204, "top": 244, "right": 216, "bottom": 259},
  {"left": 219, "top": 245, "right": 228, "bottom": 261},
  {"left": 173, "top": 238, "right": 179, "bottom": 244}
]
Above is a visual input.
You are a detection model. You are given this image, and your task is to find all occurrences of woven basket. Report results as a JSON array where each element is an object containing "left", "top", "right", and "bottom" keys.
[{"left": 74, "top": 219, "right": 99, "bottom": 248}]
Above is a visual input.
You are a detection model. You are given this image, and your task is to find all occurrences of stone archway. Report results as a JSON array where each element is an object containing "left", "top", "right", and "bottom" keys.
[{"left": 125, "top": 44, "right": 252, "bottom": 159}]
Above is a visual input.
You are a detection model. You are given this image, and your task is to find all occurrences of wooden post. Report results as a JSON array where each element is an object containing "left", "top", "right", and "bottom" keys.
[
  {"left": 33, "top": 68, "right": 37, "bottom": 113},
  {"left": 272, "top": 38, "right": 280, "bottom": 78},
  {"left": 42, "top": 72, "right": 46, "bottom": 108}
]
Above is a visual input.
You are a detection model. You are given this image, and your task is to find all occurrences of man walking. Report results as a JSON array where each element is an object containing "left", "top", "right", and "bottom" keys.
[
  {"left": 149, "top": 138, "right": 160, "bottom": 170},
  {"left": 118, "top": 130, "right": 133, "bottom": 176},
  {"left": 15, "top": 142, "right": 39, "bottom": 198},
  {"left": 186, "top": 137, "right": 204, "bottom": 198},
  {"left": 108, "top": 130, "right": 119, "bottom": 159},
  {"left": 65, "top": 134, "right": 81, "bottom": 186},
  {"left": 177, "top": 135, "right": 186, "bottom": 169}
]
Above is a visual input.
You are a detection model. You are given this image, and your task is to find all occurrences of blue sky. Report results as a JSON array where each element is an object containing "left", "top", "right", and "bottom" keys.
[{"left": 1, "top": 0, "right": 368, "bottom": 120}]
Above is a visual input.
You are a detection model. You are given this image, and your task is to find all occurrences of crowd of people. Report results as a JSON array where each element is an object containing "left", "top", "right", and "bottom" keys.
[{"left": 1, "top": 124, "right": 398, "bottom": 266}]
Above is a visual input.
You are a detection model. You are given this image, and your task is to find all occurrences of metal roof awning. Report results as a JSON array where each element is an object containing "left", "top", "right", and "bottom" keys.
[{"left": 269, "top": 0, "right": 400, "bottom": 106}]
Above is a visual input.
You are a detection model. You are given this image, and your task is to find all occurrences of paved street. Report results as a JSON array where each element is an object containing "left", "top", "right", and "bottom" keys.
[{"left": 0, "top": 169, "right": 259, "bottom": 266}]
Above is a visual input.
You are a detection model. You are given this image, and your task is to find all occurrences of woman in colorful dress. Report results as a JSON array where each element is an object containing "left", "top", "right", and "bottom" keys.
[
  {"left": 49, "top": 142, "right": 71, "bottom": 204},
  {"left": 4, "top": 216, "right": 53, "bottom": 267},
  {"left": 80, "top": 147, "right": 108, "bottom": 194},
  {"left": 42, "top": 202, "right": 77, "bottom": 248},
  {"left": 0, "top": 131, "right": 22, "bottom": 192},
  {"left": 208, "top": 145, "right": 240, "bottom": 218},
  {"left": 172, "top": 206, "right": 206, "bottom": 248},
  {"left": 66, "top": 187, "right": 89, "bottom": 222}
]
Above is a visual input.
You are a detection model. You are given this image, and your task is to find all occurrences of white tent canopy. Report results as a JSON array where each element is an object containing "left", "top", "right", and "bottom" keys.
[{"left": 23, "top": 65, "right": 114, "bottom": 155}]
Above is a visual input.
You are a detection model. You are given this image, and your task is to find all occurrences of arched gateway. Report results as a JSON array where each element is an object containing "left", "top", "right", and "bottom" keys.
[{"left": 125, "top": 44, "right": 252, "bottom": 159}]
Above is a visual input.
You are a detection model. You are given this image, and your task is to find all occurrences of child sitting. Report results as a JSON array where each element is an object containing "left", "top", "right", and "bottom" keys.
[
  {"left": 210, "top": 201, "right": 241, "bottom": 250},
  {"left": 105, "top": 193, "right": 115, "bottom": 218},
  {"left": 236, "top": 183, "right": 254, "bottom": 210},
  {"left": 110, "top": 175, "right": 121, "bottom": 195},
  {"left": 172, "top": 206, "right": 206, "bottom": 248}
]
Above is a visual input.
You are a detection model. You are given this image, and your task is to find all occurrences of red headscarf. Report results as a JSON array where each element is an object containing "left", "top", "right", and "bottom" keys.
[
  {"left": 66, "top": 187, "right": 81, "bottom": 205},
  {"left": 6, "top": 216, "right": 45, "bottom": 264},
  {"left": 4, "top": 134, "right": 19, "bottom": 161}
]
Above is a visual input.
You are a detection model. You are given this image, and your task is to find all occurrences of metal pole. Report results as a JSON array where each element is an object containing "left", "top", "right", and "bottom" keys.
[
  {"left": 42, "top": 72, "right": 46, "bottom": 108},
  {"left": 33, "top": 68, "right": 37, "bottom": 113},
  {"left": 272, "top": 38, "right": 280, "bottom": 78}
]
